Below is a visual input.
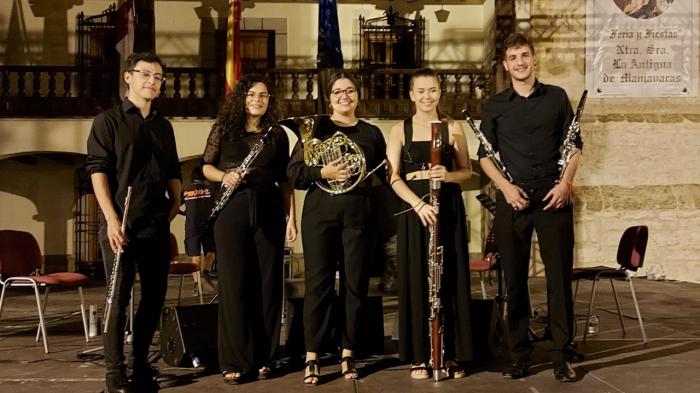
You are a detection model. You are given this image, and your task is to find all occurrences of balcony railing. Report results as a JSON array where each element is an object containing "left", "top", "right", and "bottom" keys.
[{"left": 1, "top": 65, "right": 496, "bottom": 119}]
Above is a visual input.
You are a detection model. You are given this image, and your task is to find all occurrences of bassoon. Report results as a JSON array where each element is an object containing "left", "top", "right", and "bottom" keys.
[{"left": 427, "top": 121, "right": 445, "bottom": 381}]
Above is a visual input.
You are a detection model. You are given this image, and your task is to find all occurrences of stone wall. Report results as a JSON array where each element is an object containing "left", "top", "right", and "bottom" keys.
[{"left": 532, "top": 0, "right": 700, "bottom": 282}]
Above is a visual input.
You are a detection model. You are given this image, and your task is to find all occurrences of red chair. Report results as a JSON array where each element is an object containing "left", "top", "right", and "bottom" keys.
[
  {"left": 168, "top": 233, "right": 202, "bottom": 305},
  {"left": 469, "top": 230, "right": 500, "bottom": 299},
  {"left": 0, "top": 230, "right": 89, "bottom": 353},
  {"left": 572, "top": 225, "right": 648, "bottom": 343}
]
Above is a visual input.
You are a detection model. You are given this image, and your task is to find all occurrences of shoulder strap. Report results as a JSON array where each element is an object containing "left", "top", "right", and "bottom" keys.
[
  {"left": 440, "top": 121, "right": 449, "bottom": 146},
  {"left": 402, "top": 118, "right": 413, "bottom": 158}
]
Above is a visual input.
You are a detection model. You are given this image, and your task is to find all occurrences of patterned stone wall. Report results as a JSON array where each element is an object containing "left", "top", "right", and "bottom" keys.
[{"left": 530, "top": 0, "right": 700, "bottom": 282}]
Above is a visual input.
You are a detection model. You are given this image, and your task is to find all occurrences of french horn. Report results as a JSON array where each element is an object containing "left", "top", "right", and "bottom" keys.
[{"left": 292, "top": 115, "right": 367, "bottom": 195}]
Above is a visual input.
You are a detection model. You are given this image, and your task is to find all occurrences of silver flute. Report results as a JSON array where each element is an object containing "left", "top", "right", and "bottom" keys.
[
  {"left": 558, "top": 90, "right": 587, "bottom": 181},
  {"left": 103, "top": 186, "right": 133, "bottom": 333},
  {"left": 462, "top": 109, "right": 514, "bottom": 183},
  {"left": 206, "top": 126, "right": 273, "bottom": 228}
]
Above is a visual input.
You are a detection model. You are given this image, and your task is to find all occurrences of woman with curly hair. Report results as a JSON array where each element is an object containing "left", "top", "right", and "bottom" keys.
[{"left": 202, "top": 74, "right": 297, "bottom": 384}]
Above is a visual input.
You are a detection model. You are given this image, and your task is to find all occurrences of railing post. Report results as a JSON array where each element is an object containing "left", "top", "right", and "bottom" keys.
[
  {"left": 439, "top": 73, "right": 447, "bottom": 96},
  {"left": 1, "top": 70, "right": 9, "bottom": 97},
  {"left": 17, "top": 71, "right": 26, "bottom": 97},
  {"left": 48, "top": 71, "right": 57, "bottom": 98},
  {"left": 454, "top": 73, "right": 463, "bottom": 96},
  {"left": 63, "top": 71, "right": 71, "bottom": 98},
  {"left": 306, "top": 72, "right": 314, "bottom": 100},
  {"left": 291, "top": 73, "right": 300, "bottom": 100},
  {"left": 188, "top": 71, "right": 197, "bottom": 99},
  {"left": 173, "top": 72, "right": 182, "bottom": 99}
]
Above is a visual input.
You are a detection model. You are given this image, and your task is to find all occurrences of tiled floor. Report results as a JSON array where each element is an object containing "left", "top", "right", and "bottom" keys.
[{"left": 1, "top": 274, "right": 699, "bottom": 392}]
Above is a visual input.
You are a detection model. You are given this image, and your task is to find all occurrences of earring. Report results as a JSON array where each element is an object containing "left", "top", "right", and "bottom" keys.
[{"left": 329, "top": 104, "right": 333, "bottom": 109}]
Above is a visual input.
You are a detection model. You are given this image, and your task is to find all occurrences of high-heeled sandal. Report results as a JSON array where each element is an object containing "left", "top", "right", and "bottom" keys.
[
  {"left": 341, "top": 356, "right": 359, "bottom": 380},
  {"left": 303, "top": 359, "right": 320, "bottom": 386}
]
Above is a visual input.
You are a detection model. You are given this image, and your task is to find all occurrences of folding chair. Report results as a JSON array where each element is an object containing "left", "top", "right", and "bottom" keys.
[
  {"left": 572, "top": 225, "right": 648, "bottom": 343},
  {"left": 0, "top": 230, "right": 89, "bottom": 353}
]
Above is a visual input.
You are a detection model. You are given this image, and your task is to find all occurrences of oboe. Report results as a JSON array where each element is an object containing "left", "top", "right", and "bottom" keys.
[
  {"left": 558, "top": 90, "right": 587, "bottom": 181},
  {"left": 205, "top": 126, "right": 273, "bottom": 229},
  {"left": 462, "top": 109, "right": 514, "bottom": 183},
  {"left": 427, "top": 121, "right": 445, "bottom": 381},
  {"left": 103, "top": 186, "right": 133, "bottom": 334}
]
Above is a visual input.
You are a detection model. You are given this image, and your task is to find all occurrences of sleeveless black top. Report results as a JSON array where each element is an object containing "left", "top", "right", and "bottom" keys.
[{"left": 400, "top": 118, "right": 455, "bottom": 177}]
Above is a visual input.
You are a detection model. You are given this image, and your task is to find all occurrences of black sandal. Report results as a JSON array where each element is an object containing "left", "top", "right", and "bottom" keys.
[
  {"left": 258, "top": 366, "right": 271, "bottom": 380},
  {"left": 222, "top": 370, "right": 242, "bottom": 385},
  {"left": 303, "top": 360, "right": 320, "bottom": 386},
  {"left": 341, "top": 356, "right": 358, "bottom": 380}
]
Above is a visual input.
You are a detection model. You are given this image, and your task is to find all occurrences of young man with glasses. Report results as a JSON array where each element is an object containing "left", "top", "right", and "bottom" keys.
[{"left": 87, "top": 52, "right": 181, "bottom": 393}]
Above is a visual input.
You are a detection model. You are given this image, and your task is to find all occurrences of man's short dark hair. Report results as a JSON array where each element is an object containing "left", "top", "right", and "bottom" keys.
[
  {"left": 125, "top": 52, "right": 165, "bottom": 71},
  {"left": 502, "top": 33, "right": 535, "bottom": 59}
]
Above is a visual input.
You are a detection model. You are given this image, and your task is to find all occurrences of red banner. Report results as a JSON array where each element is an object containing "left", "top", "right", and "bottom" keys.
[{"left": 225, "top": 0, "right": 242, "bottom": 95}]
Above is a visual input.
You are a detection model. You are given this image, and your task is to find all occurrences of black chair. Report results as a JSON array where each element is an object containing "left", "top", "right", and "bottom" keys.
[{"left": 572, "top": 225, "right": 648, "bottom": 343}]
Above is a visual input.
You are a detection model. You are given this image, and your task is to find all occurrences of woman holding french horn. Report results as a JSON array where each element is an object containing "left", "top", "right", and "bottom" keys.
[
  {"left": 287, "top": 72, "right": 386, "bottom": 385},
  {"left": 386, "top": 68, "right": 474, "bottom": 380}
]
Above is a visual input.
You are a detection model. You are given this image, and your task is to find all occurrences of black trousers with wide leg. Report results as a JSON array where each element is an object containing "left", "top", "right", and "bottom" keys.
[
  {"left": 301, "top": 188, "right": 372, "bottom": 353},
  {"left": 495, "top": 179, "right": 575, "bottom": 364},
  {"left": 215, "top": 186, "right": 286, "bottom": 375}
]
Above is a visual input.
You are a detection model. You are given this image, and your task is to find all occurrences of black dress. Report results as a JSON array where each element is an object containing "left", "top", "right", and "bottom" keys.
[
  {"left": 287, "top": 116, "right": 386, "bottom": 353},
  {"left": 202, "top": 125, "right": 290, "bottom": 375},
  {"left": 396, "top": 120, "right": 473, "bottom": 365}
]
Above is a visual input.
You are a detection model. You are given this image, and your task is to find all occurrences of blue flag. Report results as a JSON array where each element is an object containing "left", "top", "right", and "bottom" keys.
[{"left": 317, "top": 0, "right": 344, "bottom": 68}]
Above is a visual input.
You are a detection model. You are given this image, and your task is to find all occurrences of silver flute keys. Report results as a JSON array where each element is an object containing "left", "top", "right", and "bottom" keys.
[
  {"left": 558, "top": 90, "right": 587, "bottom": 181},
  {"left": 103, "top": 186, "right": 133, "bottom": 334}
]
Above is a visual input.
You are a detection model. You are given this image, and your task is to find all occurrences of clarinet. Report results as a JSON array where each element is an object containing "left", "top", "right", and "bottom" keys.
[
  {"left": 103, "top": 186, "right": 133, "bottom": 334},
  {"left": 462, "top": 109, "right": 514, "bottom": 183},
  {"left": 558, "top": 90, "right": 587, "bottom": 181},
  {"left": 427, "top": 121, "right": 445, "bottom": 381},
  {"left": 205, "top": 126, "right": 273, "bottom": 228}
]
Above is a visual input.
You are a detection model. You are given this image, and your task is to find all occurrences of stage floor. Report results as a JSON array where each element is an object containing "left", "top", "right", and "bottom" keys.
[{"left": 1, "top": 273, "right": 699, "bottom": 393}]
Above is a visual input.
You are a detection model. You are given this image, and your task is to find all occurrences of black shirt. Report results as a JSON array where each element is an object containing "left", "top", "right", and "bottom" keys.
[
  {"left": 477, "top": 81, "right": 582, "bottom": 183},
  {"left": 287, "top": 116, "right": 387, "bottom": 191},
  {"left": 201, "top": 124, "right": 290, "bottom": 186},
  {"left": 182, "top": 180, "right": 215, "bottom": 238},
  {"left": 86, "top": 100, "right": 181, "bottom": 237}
]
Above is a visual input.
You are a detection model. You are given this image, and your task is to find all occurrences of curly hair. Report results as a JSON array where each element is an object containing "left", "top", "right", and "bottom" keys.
[{"left": 215, "top": 74, "right": 280, "bottom": 140}]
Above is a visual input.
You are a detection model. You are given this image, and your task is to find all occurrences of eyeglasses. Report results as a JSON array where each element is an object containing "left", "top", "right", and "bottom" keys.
[
  {"left": 331, "top": 88, "right": 357, "bottom": 98},
  {"left": 246, "top": 92, "right": 271, "bottom": 100},
  {"left": 129, "top": 69, "right": 165, "bottom": 83}
]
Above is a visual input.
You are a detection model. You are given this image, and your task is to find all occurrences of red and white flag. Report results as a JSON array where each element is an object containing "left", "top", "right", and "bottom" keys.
[
  {"left": 225, "top": 0, "right": 242, "bottom": 96},
  {"left": 116, "top": 0, "right": 135, "bottom": 97}
]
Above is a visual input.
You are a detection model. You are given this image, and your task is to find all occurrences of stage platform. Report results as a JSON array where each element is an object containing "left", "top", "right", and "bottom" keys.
[{"left": 1, "top": 274, "right": 699, "bottom": 393}]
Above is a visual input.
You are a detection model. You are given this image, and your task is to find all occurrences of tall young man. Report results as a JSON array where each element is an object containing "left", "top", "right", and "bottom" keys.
[
  {"left": 87, "top": 53, "right": 181, "bottom": 393},
  {"left": 478, "top": 33, "right": 583, "bottom": 382}
]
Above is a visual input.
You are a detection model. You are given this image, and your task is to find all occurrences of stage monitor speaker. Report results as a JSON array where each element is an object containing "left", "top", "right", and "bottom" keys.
[{"left": 160, "top": 303, "right": 218, "bottom": 367}]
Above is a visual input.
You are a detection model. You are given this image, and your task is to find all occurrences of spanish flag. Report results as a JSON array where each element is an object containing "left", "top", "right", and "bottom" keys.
[{"left": 225, "top": 0, "right": 242, "bottom": 96}]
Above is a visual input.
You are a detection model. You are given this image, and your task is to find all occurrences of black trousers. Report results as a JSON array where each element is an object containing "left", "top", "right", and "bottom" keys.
[
  {"left": 301, "top": 189, "right": 371, "bottom": 352},
  {"left": 215, "top": 187, "right": 285, "bottom": 374},
  {"left": 99, "top": 226, "right": 170, "bottom": 373},
  {"left": 495, "top": 182, "right": 574, "bottom": 363}
]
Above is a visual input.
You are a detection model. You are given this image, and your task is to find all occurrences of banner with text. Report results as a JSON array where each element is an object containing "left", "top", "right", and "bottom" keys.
[{"left": 586, "top": 0, "right": 698, "bottom": 97}]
